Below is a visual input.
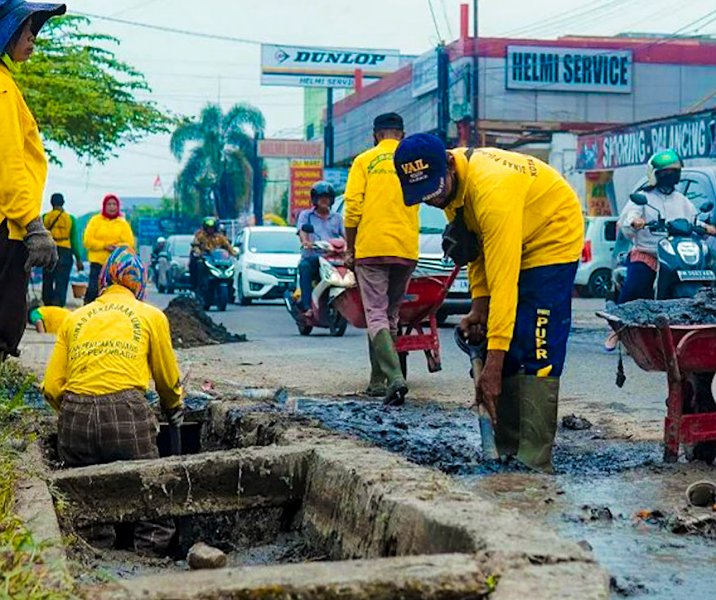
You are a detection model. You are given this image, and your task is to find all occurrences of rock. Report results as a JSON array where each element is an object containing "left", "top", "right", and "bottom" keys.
[
  {"left": 187, "top": 542, "right": 227, "bottom": 570},
  {"left": 561, "top": 414, "right": 593, "bottom": 430},
  {"left": 577, "top": 539, "right": 593, "bottom": 552}
]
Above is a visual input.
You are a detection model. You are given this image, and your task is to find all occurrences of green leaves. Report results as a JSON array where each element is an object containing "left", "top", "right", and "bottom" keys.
[{"left": 14, "top": 16, "right": 171, "bottom": 164}]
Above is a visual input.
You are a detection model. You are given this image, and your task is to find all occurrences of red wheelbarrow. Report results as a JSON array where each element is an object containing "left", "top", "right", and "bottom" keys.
[
  {"left": 334, "top": 265, "right": 461, "bottom": 377},
  {"left": 600, "top": 311, "right": 716, "bottom": 462}
]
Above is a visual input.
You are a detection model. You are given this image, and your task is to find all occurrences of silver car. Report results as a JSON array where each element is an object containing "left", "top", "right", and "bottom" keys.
[{"left": 574, "top": 216, "right": 618, "bottom": 298}]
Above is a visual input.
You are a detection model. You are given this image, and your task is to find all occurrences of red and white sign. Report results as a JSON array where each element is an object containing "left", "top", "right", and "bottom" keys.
[
  {"left": 289, "top": 159, "right": 323, "bottom": 223},
  {"left": 258, "top": 139, "right": 324, "bottom": 159}
]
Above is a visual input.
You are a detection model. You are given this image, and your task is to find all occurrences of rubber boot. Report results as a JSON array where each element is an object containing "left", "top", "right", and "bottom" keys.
[
  {"left": 515, "top": 374, "right": 560, "bottom": 474},
  {"left": 494, "top": 375, "right": 520, "bottom": 459},
  {"left": 365, "top": 335, "right": 387, "bottom": 397},
  {"left": 372, "top": 329, "right": 408, "bottom": 406}
]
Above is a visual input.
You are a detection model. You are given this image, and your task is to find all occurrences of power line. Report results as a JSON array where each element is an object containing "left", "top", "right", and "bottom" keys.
[
  {"left": 426, "top": 0, "right": 443, "bottom": 42},
  {"left": 439, "top": 0, "right": 454, "bottom": 40}
]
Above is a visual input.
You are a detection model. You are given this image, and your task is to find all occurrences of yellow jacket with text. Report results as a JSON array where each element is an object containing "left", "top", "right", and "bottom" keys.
[
  {"left": 83, "top": 214, "right": 135, "bottom": 265},
  {"left": 33, "top": 306, "right": 71, "bottom": 334},
  {"left": 42, "top": 285, "right": 183, "bottom": 411},
  {"left": 0, "top": 61, "right": 47, "bottom": 241},
  {"left": 445, "top": 148, "right": 583, "bottom": 352},
  {"left": 344, "top": 138, "right": 419, "bottom": 261}
]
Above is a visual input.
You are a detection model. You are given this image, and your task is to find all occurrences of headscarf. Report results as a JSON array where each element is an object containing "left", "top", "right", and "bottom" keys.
[
  {"left": 101, "top": 193, "right": 121, "bottom": 219},
  {"left": 98, "top": 246, "right": 148, "bottom": 300}
]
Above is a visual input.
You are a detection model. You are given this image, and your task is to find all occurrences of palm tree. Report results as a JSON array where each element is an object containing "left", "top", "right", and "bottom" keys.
[{"left": 170, "top": 103, "right": 265, "bottom": 219}]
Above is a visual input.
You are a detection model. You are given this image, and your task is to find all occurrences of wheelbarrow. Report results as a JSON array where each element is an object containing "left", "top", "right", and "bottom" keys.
[
  {"left": 599, "top": 311, "right": 716, "bottom": 462},
  {"left": 334, "top": 265, "right": 461, "bottom": 377}
]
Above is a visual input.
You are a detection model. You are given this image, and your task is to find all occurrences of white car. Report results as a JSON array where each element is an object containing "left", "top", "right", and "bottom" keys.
[{"left": 234, "top": 226, "right": 301, "bottom": 305}]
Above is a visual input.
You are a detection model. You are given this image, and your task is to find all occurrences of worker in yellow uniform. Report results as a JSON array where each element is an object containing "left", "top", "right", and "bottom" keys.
[
  {"left": 344, "top": 113, "right": 419, "bottom": 407},
  {"left": 42, "top": 192, "right": 83, "bottom": 306},
  {"left": 394, "top": 134, "right": 583, "bottom": 472},
  {"left": 43, "top": 246, "right": 183, "bottom": 555},
  {"left": 0, "top": 0, "right": 66, "bottom": 360},
  {"left": 82, "top": 194, "right": 135, "bottom": 303},
  {"left": 28, "top": 303, "right": 70, "bottom": 333}
]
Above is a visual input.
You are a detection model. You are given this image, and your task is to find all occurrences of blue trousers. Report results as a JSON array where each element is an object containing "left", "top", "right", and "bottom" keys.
[
  {"left": 503, "top": 261, "right": 578, "bottom": 378},
  {"left": 298, "top": 256, "right": 320, "bottom": 311},
  {"left": 618, "top": 260, "right": 655, "bottom": 304}
]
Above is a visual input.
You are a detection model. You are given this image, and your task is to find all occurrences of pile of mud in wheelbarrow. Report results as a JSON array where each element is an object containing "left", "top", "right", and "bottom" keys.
[{"left": 600, "top": 287, "right": 716, "bottom": 463}]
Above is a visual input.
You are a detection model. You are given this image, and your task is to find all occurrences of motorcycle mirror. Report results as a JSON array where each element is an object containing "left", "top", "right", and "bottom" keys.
[
  {"left": 301, "top": 224, "right": 315, "bottom": 234},
  {"left": 233, "top": 246, "right": 240, "bottom": 255},
  {"left": 699, "top": 201, "right": 714, "bottom": 214},
  {"left": 630, "top": 193, "right": 648, "bottom": 206}
]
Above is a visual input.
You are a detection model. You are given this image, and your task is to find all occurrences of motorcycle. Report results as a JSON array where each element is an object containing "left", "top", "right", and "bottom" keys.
[
  {"left": 284, "top": 226, "right": 353, "bottom": 337},
  {"left": 629, "top": 193, "right": 715, "bottom": 299},
  {"left": 152, "top": 249, "right": 171, "bottom": 294},
  {"left": 198, "top": 248, "right": 235, "bottom": 312}
]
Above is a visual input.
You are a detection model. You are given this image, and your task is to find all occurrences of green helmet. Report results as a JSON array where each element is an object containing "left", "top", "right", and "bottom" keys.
[
  {"left": 646, "top": 149, "right": 683, "bottom": 186},
  {"left": 202, "top": 216, "right": 217, "bottom": 230}
]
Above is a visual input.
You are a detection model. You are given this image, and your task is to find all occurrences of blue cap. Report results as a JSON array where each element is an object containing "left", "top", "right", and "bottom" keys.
[
  {"left": 394, "top": 133, "right": 447, "bottom": 206},
  {"left": 0, "top": 0, "right": 66, "bottom": 55}
]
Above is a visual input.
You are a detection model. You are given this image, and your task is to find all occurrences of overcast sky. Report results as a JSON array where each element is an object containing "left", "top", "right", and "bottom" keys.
[{"left": 43, "top": 0, "right": 716, "bottom": 215}]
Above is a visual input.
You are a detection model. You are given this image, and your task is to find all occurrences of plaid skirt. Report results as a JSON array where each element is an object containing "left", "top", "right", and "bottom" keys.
[{"left": 58, "top": 389, "right": 159, "bottom": 467}]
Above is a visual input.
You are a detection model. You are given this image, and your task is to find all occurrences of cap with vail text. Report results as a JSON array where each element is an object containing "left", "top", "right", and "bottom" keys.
[
  {"left": 373, "top": 112, "right": 404, "bottom": 132},
  {"left": 394, "top": 133, "right": 447, "bottom": 206}
]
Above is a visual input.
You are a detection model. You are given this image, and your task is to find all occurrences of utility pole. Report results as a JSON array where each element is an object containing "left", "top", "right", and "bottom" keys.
[
  {"left": 324, "top": 87, "right": 334, "bottom": 168},
  {"left": 252, "top": 131, "right": 264, "bottom": 226},
  {"left": 436, "top": 45, "right": 450, "bottom": 144},
  {"left": 472, "top": 0, "right": 480, "bottom": 145}
]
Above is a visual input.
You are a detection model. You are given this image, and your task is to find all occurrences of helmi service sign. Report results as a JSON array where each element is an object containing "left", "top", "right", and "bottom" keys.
[
  {"left": 261, "top": 44, "right": 401, "bottom": 88},
  {"left": 506, "top": 45, "right": 632, "bottom": 94}
]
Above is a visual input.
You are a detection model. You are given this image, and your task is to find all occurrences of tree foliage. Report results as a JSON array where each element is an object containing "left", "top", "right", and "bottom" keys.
[
  {"left": 14, "top": 16, "right": 170, "bottom": 164},
  {"left": 171, "top": 103, "right": 265, "bottom": 220}
]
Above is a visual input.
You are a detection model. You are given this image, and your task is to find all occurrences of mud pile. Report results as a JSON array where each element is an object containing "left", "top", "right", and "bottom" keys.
[
  {"left": 607, "top": 288, "right": 716, "bottom": 326},
  {"left": 164, "top": 296, "right": 246, "bottom": 349}
]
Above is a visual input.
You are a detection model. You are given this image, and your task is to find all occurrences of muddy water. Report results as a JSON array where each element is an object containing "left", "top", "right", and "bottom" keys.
[{"left": 293, "top": 397, "right": 716, "bottom": 599}]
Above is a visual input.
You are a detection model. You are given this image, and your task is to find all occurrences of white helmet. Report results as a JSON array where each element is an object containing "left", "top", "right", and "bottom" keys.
[{"left": 156, "top": 236, "right": 167, "bottom": 244}]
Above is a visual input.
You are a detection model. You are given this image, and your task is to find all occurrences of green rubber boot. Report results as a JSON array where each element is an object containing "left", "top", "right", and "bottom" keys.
[
  {"left": 515, "top": 374, "right": 560, "bottom": 474},
  {"left": 365, "top": 335, "right": 387, "bottom": 397},
  {"left": 372, "top": 329, "right": 408, "bottom": 406},
  {"left": 495, "top": 375, "right": 520, "bottom": 459}
]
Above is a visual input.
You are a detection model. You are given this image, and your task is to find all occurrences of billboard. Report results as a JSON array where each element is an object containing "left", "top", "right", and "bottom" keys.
[
  {"left": 290, "top": 159, "right": 323, "bottom": 222},
  {"left": 506, "top": 45, "right": 632, "bottom": 94},
  {"left": 261, "top": 44, "right": 401, "bottom": 88},
  {"left": 258, "top": 139, "right": 323, "bottom": 159},
  {"left": 577, "top": 110, "right": 716, "bottom": 171}
]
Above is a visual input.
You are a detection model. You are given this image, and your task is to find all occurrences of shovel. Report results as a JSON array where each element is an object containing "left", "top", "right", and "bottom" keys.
[{"left": 453, "top": 327, "right": 499, "bottom": 461}]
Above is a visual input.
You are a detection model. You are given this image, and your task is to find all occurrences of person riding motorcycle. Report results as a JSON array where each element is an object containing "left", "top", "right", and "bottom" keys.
[
  {"left": 189, "top": 217, "right": 235, "bottom": 291},
  {"left": 295, "top": 181, "right": 344, "bottom": 317},
  {"left": 605, "top": 149, "right": 716, "bottom": 350}
]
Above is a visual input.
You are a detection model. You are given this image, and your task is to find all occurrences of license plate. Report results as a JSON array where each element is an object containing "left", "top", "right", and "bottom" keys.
[
  {"left": 677, "top": 270, "right": 716, "bottom": 282},
  {"left": 450, "top": 279, "right": 469, "bottom": 293}
]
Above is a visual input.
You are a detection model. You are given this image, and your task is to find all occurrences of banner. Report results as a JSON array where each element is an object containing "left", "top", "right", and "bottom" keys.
[
  {"left": 290, "top": 159, "right": 323, "bottom": 222},
  {"left": 506, "top": 45, "right": 632, "bottom": 94},
  {"left": 261, "top": 44, "right": 400, "bottom": 88},
  {"left": 585, "top": 171, "right": 616, "bottom": 216},
  {"left": 577, "top": 110, "right": 716, "bottom": 171}
]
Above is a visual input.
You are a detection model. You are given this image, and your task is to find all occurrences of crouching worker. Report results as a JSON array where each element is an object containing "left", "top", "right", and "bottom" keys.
[
  {"left": 42, "top": 246, "right": 184, "bottom": 555},
  {"left": 394, "top": 134, "right": 583, "bottom": 473},
  {"left": 28, "top": 303, "right": 70, "bottom": 334}
]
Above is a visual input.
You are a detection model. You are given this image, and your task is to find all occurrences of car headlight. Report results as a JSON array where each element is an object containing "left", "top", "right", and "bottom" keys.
[{"left": 247, "top": 262, "right": 271, "bottom": 272}]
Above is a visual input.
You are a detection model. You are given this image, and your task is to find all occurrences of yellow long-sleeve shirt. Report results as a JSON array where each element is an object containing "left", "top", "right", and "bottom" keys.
[
  {"left": 0, "top": 62, "right": 47, "bottom": 241},
  {"left": 344, "top": 138, "right": 419, "bottom": 261},
  {"left": 445, "top": 148, "right": 583, "bottom": 352},
  {"left": 83, "top": 214, "right": 135, "bottom": 265},
  {"left": 42, "top": 285, "right": 183, "bottom": 411}
]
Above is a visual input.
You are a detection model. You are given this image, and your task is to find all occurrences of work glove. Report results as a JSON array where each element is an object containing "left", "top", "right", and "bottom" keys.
[
  {"left": 24, "top": 218, "right": 58, "bottom": 272},
  {"left": 163, "top": 406, "right": 184, "bottom": 428}
]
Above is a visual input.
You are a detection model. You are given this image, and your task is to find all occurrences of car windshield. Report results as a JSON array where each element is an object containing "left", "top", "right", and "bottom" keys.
[
  {"left": 248, "top": 230, "right": 300, "bottom": 254},
  {"left": 172, "top": 237, "right": 193, "bottom": 257},
  {"left": 419, "top": 204, "right": 447, "bottom": 234}
]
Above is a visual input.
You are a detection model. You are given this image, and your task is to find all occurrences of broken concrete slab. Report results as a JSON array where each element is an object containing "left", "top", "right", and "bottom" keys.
[
  {"left": 493, "top": 562, "right": 610, "bottom": 600},
  {"left": 90, "top": 553, "right": 491, "bottom": 600}
]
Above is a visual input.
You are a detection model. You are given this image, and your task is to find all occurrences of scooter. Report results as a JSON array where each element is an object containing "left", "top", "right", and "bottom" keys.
[
  {"left": 629, "top": 193, "right": 715, "bottom": 299},
  {"left": 152, "top": 249, "right": 171, "bottom": 293},
  {"left": 284, "top": 226, "right": 353, "bottom": 337},
  {"left": 198, "top": 248, "right": 235, "bottom": 312}
]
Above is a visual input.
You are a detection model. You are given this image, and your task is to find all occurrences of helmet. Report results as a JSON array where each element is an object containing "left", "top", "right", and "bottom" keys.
[
  {"left": 156, "top": 236, "right": 166, "bottom": 244},
  {"left": 646, "top": 149, "right": 683, "bottom": 187},
  {"left": 310, "top": 181, "right": 336, "bottom": 207},
  {"left": 202, "top": 216, "right": 217, "bottom": 230}
]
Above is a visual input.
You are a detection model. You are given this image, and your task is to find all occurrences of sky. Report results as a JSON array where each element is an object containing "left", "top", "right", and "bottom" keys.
[{"left": 42, "top": 0, "right": 716, "bottom": 215}]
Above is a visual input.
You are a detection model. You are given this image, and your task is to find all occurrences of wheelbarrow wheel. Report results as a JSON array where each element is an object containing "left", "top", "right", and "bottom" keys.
[{"left": 399, "top": 352, "right": 408, "bottom": 379}]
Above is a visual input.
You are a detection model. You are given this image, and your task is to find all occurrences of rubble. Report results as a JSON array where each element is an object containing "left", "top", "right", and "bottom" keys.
[
  {"left": 163, "top": 296, "right": 246, "bottom": 348},
  {"left": 605, "top": 288, "right": 716, "bottom": 326},
  {"left": 187, "top": 542, "right": 227, "bottom": 570}
]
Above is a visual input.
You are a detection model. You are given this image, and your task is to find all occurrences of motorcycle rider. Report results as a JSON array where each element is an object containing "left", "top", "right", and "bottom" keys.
[
  {"left": 190, "top": 217, "right": 235, "bottom": 291},
  {"left": 394, "top": 133, "right": 584, "bottom": 473},
  {"left": 605, "top": 149, "right": 716, "bottom": 350},
  {"left": 295, "top": 181, "right": 344, "bottom": 317}
]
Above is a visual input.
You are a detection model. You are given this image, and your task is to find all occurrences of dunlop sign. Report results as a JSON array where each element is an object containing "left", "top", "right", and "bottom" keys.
[
  {"left": 261, "top": 44, "right": 401, "bottom": 88},
  {"left": 506, "top": 45, "right": 632, "bottom": 94}
]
